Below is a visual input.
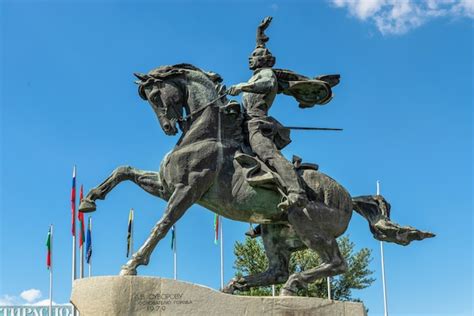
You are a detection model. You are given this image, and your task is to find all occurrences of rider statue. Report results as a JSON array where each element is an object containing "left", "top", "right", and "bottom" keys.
[{"left": 228, "top": 17, "right": 308, "bottom": 210}]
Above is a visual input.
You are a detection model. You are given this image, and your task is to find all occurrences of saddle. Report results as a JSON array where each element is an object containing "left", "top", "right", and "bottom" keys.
[
  {"left": 234, "top": 153, "right": 318, "bottom": 194},
  {"left": 220, "top": 100, "right": 319, "bottom": 195}
]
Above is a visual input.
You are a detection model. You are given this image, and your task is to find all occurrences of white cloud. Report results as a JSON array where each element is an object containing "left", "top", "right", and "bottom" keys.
[
  {"left": 0, "top": 294, "right": 19, "bottom": 306},
  {"left": 332, "top": 0, "right": 385, "bottom": 19},
  {"left": 452, "top": 0, "right": 474, "bottom": 17},
  {"left": 0, "top": 289, "right": 56, "bottom": 306},
  {"left": 31, "top": 299, "right": 57, "bottom": 306},
  {"left": 20, "top": 289, "right": 42, "bottom": 303},
  {"left": 0, "top": 290, "right": 70, "bottom": 307},
  {"left": 329, "top": 0, "right": 473, "bottom": 35}
]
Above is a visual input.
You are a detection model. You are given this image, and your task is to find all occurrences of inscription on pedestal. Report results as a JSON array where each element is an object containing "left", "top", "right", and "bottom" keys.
[
  {"left": 72, "top": 276, "right": 368, "bottom": 315},
  {"left": 133, "top": 293, "right": 193, "bottom": 312}
]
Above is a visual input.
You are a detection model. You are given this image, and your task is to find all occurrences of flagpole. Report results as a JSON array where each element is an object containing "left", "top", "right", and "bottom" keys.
[
  {"left": 49, "top": 224, "right": 53, "bottom": 316},
  {"left": 127, "top": 209, "right": 134, "bottom": 258},
  {"left": 173, "top": 225, "right": 177, "bottom": 280},
  {"left": 131, "top": 209, "right": 134, "bottom": 256},
  {"left": 71, "top": 234, "right": 76, "bottom": 282},
  {"left": 219, "top": 216, "right": 224, "bottom": 290},
  {"left": 79, "top": 244, "right": 84, "bottom": 279},
  {"left": 79, "top": 185, "right": 84, "bottom": 279},
  {"left": 327, "top": 277, "right": 332, "bottom": 300},
  {"left": 88, "top": 217, "right": 92, "bottom": 277},
  {"left": 377, "top": 180, "right": 389, "bottom": 316},
  {"left": 71, "top": 166, "right": 77, "bottom": 316}
]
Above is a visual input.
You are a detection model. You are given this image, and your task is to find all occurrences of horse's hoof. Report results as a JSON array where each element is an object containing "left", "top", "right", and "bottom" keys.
[
  {"left": 222, "top": 281, "right": 238, "bottom": 294},
  {"left": 119, "top": 266, "right": 137, "bottom": 276},
  {"left": 79, "top": 199, "right": 96, "bottom": 213},
  {"left": 222, "top": 278, "right": 248, "bottom": 294},
  {"left": 221, "top": 286, "right": 234, "bottom": 294},
  {"left": 280, "top": 287, "right": 297, "bottom": 296}
]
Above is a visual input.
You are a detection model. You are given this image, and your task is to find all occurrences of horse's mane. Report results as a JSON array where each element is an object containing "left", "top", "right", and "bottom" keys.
[
  {"left": 135, "top": 63, "right": 224, "bottom": 100},
  {"left": 147, "top": 63, "right": 223, "bottom": 84}
]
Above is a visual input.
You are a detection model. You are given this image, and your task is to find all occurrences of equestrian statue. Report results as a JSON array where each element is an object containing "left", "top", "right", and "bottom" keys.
[{"left": 79, "top": 17, "right": 434, "bottom": 296}]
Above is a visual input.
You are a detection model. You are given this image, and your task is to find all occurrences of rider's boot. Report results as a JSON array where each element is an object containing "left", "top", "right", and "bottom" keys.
[
  {"left": 265, "top": 156, "right": 308, "bottom": 211},
  {"left": 245, "top": 224, "right": 262, "bottom": 238}
]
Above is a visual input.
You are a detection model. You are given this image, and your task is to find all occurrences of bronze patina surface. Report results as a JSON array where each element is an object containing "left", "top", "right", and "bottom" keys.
[{"left": 79, "top": 17, "right": 434, "bottom": 296}]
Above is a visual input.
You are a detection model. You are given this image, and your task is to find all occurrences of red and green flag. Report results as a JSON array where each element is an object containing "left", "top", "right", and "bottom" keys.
[
  {"left": 214, "top": 214, "right": 219, "bottom": 244},
  {"left": 46, "top": 226, "right": 52, "bottom": 269},
  {"left": 78, "top": 185, "right": 85, "bottom": 247}
]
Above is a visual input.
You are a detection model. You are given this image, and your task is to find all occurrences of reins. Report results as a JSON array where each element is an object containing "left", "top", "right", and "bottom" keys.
[{"left": 177, "top": 93, "right": 227, "bottom": 123}]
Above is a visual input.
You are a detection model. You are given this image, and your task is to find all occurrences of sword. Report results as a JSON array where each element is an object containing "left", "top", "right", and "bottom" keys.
[{"left": 285, "top": 126, "right": 343, "bottom": 131}]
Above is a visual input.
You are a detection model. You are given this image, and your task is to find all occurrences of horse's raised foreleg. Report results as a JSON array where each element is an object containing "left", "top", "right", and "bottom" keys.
[
  {"left": 223, "top": 224, "right": 304, "bottom": 294},
  {"left": 79, "top": 166, "right": 166, "bottom": 212},
  {"left": 281, "top": 203, "right": 348, "bottom": 296},
  {"left": 120, "top": 169, "right": 215, "bottom": 276}
]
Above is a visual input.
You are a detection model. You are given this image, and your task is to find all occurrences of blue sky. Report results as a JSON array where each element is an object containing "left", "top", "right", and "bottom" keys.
[{"left": 0, "top": 0, "right": 472, "bottom": 315}]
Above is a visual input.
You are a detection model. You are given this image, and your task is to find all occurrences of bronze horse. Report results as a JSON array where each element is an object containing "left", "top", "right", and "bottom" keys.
[{"left": 79, "top": 64, "right": 434, "bottom": 295}]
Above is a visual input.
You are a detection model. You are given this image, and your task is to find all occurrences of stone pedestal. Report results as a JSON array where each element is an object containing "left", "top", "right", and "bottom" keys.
[{"left": 71, "top": 276, "right": 366, "bottom": 316}]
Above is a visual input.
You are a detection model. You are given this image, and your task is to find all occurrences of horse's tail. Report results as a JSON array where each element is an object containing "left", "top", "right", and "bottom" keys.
[{"left": 352, "top": 195, "right": 435, "bottom": 246}]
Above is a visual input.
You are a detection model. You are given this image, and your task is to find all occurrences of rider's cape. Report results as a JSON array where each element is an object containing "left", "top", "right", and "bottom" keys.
[{"left": 273, "top": 69, "right": 340, "bottom": 108}]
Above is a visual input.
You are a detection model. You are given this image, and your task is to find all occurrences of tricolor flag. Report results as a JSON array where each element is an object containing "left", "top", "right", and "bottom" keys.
[
  {"left": 86, "top": 217, "right": 92, "bottom": 264},
  {"left": 46, "top": 226, "right": 52, "bottom": 269},
  {"left": 71, "top": 166, "right": 76, "bottom": 236},
  {"left": 78, "top": 185, "right": 85, "bottom": 247},
  {"left": 126, "top": 209, "right": 134, "bottom": 257},
  {"left": 214, "top": 214, "right": 219, "bottom": 244}
]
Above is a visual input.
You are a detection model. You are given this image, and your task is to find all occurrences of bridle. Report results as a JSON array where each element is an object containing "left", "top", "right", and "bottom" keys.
[
  {"left": 150, "top": 84, "right": 227, "bottom": 125},
  {"left": 177, "top": 93, "right": 228, "bottom": 124}
]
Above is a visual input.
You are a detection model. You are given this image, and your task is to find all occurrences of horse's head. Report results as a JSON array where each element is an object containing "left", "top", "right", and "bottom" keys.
[
  {"left": 135, "top": 66, "right": 186, "bottom": 136},
  {"left": 135, "top": 64, "right": 223, "bottom": 136}
]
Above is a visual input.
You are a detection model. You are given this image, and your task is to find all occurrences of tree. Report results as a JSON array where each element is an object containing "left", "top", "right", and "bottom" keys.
[{"left": 233, "top": 235, "right": 375, "bottom": 301}]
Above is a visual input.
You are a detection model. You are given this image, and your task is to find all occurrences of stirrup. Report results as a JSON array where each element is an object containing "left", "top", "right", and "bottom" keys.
[
  {"left": 278, "top": 191, "right": 307, "bottom": 211},
  {"left": 245, "top": 225, "right": 262, "bottom": 238}
]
